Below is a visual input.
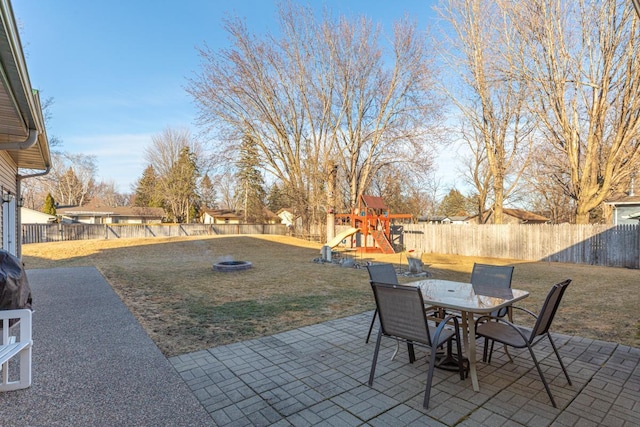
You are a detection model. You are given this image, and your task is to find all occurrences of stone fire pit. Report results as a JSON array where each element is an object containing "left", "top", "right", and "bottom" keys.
[{"left": 213, "top": 260, "right": 253, "bottom": 272}]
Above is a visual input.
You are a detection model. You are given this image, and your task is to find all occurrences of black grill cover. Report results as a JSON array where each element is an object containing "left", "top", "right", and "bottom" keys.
[{"left": 0, "top": 250, "right": 32, "bottom": 310}]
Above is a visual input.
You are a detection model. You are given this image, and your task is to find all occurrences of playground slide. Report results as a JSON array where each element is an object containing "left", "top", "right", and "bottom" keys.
[{"left": 325, "top": 227, "right": 360, "bottom": 249}]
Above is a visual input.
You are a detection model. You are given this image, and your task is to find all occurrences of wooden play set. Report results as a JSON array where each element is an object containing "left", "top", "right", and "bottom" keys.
[{"left": 334, "top": 195, "right": 412, "bottom": 254}]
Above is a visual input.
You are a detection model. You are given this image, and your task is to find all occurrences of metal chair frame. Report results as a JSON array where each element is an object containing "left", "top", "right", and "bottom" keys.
[
  {"left": 470, "top": 263, "right": 515, "bottom": 361},
  {"left": 365, "top": 263, "right": 399, "bottom": 344},
  {"left": 368, "top": 282, "right": 466, "bottom": 409},
  {"left": 475, "top": 279, "right": 572, "bottom": 408}
]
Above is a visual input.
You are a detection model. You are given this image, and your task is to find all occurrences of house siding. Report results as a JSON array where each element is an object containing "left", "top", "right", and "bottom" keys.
[
  {"left": 613, "top": 205, "right": 640, "bottom": 225},
  {"left": 0, "top": 151, "right": 18, "bottom": 254}
]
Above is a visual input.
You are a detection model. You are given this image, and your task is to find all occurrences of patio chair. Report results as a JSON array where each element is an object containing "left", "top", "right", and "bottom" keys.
[
  {"left": 471, "top": 263, "right": 515, "bottom": 315},
  {"left": 470, "top": 263, "right": 515, "bottom": 360},
  {"left": 368, "top": 282, "right": 465, "bottom": 409},
  {"left": 475, "top": 279, "right": 572, "bottom": 408},
  {"left": 436, "top": 263, "right": 516, "bottom": 369},
  {"left": 365, "top": 263, "right": 399, "bottom": 344}
]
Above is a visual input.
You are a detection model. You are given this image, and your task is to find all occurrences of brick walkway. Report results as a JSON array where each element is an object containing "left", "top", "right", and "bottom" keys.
[{"left": 171, "top": 312, "right": 640, "bottom": 426}]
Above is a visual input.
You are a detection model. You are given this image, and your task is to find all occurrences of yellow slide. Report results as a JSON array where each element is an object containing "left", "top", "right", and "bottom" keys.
[{"left": 325, "top": 227, "right": 360, "bottom": 249}]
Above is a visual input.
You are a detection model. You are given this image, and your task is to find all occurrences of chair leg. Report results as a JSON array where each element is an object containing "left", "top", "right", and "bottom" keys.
[
  {"left": 423, "top": 343, "right": 441, "bottom": 409},
  {"left": 407, "top": 342, "right": 416, "bottom": 363},
  {"left": 366, "top": 308, "right": 378, "bottom": 344},
  {"left": 368, "top": 329, "right": 383, "bottom": 386},
  {"left": 526, "top": 344, "right": 557, "bottom": 408},
  {"left": 547, "top": 333, "right": 572, "bottom": 385},
  {"left": 485, "top": 339, "right": 512, "bottom": 364},
  {"left": 503, "top": 344, "right": 513, "bottom": 363},
  {"left": 390, "top": 338, "right": 400, "bottom": 361}
]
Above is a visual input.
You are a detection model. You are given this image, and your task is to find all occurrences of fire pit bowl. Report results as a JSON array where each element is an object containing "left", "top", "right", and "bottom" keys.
[{"left": 213, "top": 260, "right": 253, "bottom": 272}]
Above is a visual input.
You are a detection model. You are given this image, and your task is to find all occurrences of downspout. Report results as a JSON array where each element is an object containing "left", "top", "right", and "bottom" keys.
[
  {"left": 14, "top": 129, "right": 52, "bottom": 257},
  {"left": 2, "top": 129, "right": 38, "bottom": 150},
  {"left": 15, "top": 164, "right": 51, "bottom": 259}
]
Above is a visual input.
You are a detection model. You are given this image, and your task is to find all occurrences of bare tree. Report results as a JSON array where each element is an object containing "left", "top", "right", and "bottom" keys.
[
  {"left": 511, "top": 0, "right": 640, "bottom": 223},
  {"left": 216, "top": 171, "right": 241, "bottom": 211},
  {"left": 422, "top": 173, "right": 445, "bottom": 218},
  {"left": 144, "top": 127, "right": 203, "bottom": 177},
  {"left": 328, "top": 15, "right": 442, "bottom": 209},
  {"left": 523, "top": 147, "right": 575, "bottom": 223},
  {"left": 33, "top": 152, "right": 98, "bottom": 206},
  {"left": 187, "top": 2, "right": 443, "bottom": 231},
  {"left": 93, "top": 180, "right": 130, "bottom": 206},
  {"left": 438, "top": 0, "right": 533, "bottom": 223},
  {"left": 461, "top": 126, "right": 492, "bottom": 223},
  {"left": 369, "top": 165, "right": 429, "bottom": 218}
]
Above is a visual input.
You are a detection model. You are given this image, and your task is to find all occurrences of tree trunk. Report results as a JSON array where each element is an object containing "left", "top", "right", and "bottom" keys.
[
  {"left": 575, "top": 210, "right": 590, "bottom": 224},
  {"left": 326, "top": 162, "right": 337, "bottom": 242},
  {"left": 493, "top": 183, "right": 504, "bottom": 224}
]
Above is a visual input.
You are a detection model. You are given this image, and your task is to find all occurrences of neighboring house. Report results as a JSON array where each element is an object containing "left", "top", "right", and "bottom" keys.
[
  {"left": 201, "top": 208, "right": 280, "bottom": 225},
  {"left": 0, "top": 2, "right": 51, "bottom": 256},
  {"left": 276, "top": 208, "right": 296, "bottom": 227},
  {"left": 417, "top": 216, "right": 451, "bottom": 224},
  {"left": 468, "top": 208, "right": 549, "bottom": 224},
  {"left": 58, "top": 200, "right": 164, "bottom": 224},
  {"left": 20, "top": 207, "right": 56, "bottom": 224},
  {"left": 604, "top": 180, "right": 640, "bottom": 225},
  {"left": 417, "top": 215, "right": 470, "bottom": 224},
  {"left": 449, "top": 216, "right": 470, "bottom": 224},
  {"left": 201, "top": 209, "right": 242, "bottom": 225}
]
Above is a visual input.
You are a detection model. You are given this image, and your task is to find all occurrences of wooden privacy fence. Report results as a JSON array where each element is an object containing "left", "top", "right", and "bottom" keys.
[
  {"left": 22, "top": 223, "right": 288, "bottom": 244},
  {"left": 399, "top": 223, "right": 639, "bottom": 269},
  {"left": 22, "top": 222, "right": 639, "bottom": 268}
]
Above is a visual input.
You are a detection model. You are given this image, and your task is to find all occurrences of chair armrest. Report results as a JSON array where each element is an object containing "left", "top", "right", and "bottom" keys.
[
  {"left": 432, "top": 313, "right": 461, "bottom": 346},
  {"left": 475, "top": 315, "right": 531, "bottom": 344},
  {"left": 0, "top": 309, "right": 32, "bottom": 345},
  {"left": 511, "top": 305, "right": 538, "bottom": 319}
]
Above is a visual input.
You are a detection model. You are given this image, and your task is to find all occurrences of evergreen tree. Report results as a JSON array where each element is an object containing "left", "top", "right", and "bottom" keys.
[
  {"left": 133, "top": 165, "right": 162, "bottom": 207},
  {"left": 43, "top": 193, "right": 56, "bottom": 215},
  {"left": 266, "top": 183, "right": 287, "bottom": 212},
  {"left": 162, "top": 146, "right": 199, "bottom": 222},
  {"left": 438, "top": 189, "right": 470, "bottom": 218},
  {"left": 199, "top": 173, "right": 217, "bottom": 209},
  {"left": 237, "top": 135, "right": 266, "bottom": 222}
]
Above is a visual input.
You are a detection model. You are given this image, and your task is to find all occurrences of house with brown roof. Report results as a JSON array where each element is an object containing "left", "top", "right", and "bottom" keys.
[
  {"left": 201, "top": 209, "right": 242, "bottom": 225},
  {"left": 201, "top": 208, "right": 280, "bottom": 225},
  {"left": 0, "top": 2, "right": 51, "bottom": 256},
  {"left": 58, "top": 200, "right": 164, "bottom": 224},
  {"left": 604, "top": 179, "right": 640, "bottom": 225},
  {"left": 468, "top": 208, "right": 549, "bottom": 224}
]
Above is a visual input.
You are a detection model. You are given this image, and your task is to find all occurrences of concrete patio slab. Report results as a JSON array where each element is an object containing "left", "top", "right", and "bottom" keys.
[{"left": 0, "top": 267, "right": 215, "bottom": 426}]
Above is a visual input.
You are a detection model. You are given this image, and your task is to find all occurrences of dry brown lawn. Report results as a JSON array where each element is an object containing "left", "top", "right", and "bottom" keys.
[{"left": 22, "top": 235, "right": 639, "bottom": 356}]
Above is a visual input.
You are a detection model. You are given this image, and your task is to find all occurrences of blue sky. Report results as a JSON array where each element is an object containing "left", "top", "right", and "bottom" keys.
[{"left": 13, "top": 0, "right": 462, "bottom": 194}]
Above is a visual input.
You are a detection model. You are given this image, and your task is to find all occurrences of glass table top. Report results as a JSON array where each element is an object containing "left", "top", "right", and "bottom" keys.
[{"left": 410, "top": 279, "right": 529, "bottom": 313}]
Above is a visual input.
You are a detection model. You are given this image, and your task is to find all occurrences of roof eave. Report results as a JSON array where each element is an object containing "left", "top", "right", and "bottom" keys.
[{"left": 0, "top": 0, "right": 51, "bottom": 171}]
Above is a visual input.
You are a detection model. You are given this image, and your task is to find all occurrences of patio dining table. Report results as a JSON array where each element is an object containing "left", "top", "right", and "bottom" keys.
[{"left": 409, "top": 279, "right": 529, "bottom": 391}]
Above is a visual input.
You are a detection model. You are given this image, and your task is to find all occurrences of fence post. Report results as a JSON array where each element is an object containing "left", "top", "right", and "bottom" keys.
[{"left": 637, "top": 224, "right": 640, "bottom": 269}]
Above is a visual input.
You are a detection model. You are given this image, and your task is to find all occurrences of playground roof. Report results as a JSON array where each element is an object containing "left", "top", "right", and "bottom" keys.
[{"left": 361, "top": 195, "right": 387, "bottom": 210}]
